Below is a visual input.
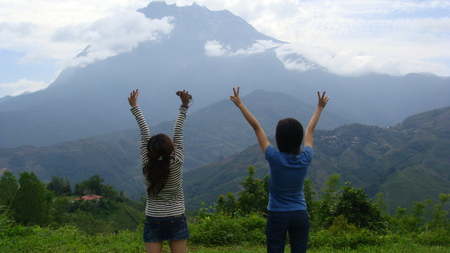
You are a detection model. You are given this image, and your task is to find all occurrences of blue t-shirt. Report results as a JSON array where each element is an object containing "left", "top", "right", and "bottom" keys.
[{"left": 265, "top": 145, "right": 313, "bottom": 211}]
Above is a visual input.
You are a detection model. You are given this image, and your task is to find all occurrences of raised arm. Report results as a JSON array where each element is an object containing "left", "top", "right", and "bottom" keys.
[
  {"left": 128, "top": 89, "right": 151, "bottom": 163},
  {"left": 172, "top": 90, "right": 191, "bottom": 151},
  {"left": 230, "top": 87, "right": 270, "bottom": 153},
  {"left": 304, "top": 91, "right": 330, "bottom": 148}
]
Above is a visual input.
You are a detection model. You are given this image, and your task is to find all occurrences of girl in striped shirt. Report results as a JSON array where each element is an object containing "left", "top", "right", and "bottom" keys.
[{"left": 128, "top": 89, "right": 191, "bottom": 253}]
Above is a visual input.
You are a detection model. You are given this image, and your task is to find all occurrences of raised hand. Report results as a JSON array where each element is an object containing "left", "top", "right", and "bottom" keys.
[
  {"left": 229, "top": 87, "right": 243, "bottom": 107},
  {"left": 176, "top": 90, "right": 191, "bottom": 107},
  {"left": 317, "top": 91, "right": 330, "bottom": 109},
  {"left": 128, "top": 89, "right": 139, "bottom": 107}
]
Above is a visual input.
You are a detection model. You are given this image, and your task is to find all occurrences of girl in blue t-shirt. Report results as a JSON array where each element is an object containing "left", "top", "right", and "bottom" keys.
[{"left": 230, "top": 87, "right": 329, "bottom": 253}]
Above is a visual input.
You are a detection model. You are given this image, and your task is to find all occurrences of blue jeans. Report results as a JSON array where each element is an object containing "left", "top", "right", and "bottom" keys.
[{"left": 266, "top": 210, "right": 310, "bottom": 253}]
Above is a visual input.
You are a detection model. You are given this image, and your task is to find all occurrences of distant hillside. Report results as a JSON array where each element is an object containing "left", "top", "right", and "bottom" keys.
[
  {"left": 0, "top": 90, "right": 345, "bottom": 197},
  {"left": 1, "top": 92, "right": 448, "bottom": 211},
  {"left": 183, "top": 106, "right": 450, "bottom": 212}
]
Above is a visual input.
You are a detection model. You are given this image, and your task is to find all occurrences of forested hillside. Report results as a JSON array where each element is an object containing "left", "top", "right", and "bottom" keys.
[
  {"left": 1, "top": 99, "right": 448, "bottom": 211},
  {"left": 183, "top": 106, "right": 450, "bottom": 211}
]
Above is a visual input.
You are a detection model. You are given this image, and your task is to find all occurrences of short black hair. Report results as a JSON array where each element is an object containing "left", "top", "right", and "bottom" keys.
[{"left": 276, "top": 118, "right": 304, "bottom": 155}]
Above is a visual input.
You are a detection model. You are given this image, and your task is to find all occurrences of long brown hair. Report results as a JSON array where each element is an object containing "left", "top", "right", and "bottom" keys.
[{"left": 143, "top": 133, "right": 174, "bottom": 197}]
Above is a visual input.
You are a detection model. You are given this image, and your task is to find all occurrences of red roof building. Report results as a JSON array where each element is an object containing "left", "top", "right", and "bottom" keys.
[{"left": 74, "top": 194, "right": 103, "bottom": 201}]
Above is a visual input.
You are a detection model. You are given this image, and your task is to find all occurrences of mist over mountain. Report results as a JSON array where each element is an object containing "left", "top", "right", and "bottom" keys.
[{"left": 0, "top": 1, "right": 449, "bottom": 149}]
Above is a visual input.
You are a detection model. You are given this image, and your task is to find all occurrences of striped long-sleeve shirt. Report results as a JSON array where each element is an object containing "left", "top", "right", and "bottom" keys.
[{"left": 131, "top": 105, "right": 188, "bottom": 217}]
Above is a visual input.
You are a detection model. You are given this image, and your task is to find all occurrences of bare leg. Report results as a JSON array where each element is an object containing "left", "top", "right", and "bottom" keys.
[
  {"left": 145, "top": 242, "right": 163, "bottom": 253},
  {"left": 169, "top": 239, "right": 187, "bottom": 253}
]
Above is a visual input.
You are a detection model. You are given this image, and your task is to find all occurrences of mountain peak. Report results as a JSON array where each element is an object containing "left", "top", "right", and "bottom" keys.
[{"left": 138, "top": 1, "right": 280, "bottom": 48}]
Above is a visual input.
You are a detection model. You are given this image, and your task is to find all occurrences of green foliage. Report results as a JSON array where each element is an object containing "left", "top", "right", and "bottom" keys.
[
  {"left": 236, "top": 166, "right": 268, "bottom": 215},
  {"left": 216, "top": 166, "right": 268, "bottom": 217},
  {"left": 68, "top": 210, "right": 114, "bottom": 235},
  {"left": 312, "top": 175, "right": 387, "bottom": 231},
  {"left": 314, "top": 174, "right": 342, "bottom": 228},
  {"left": 303, "top": 178, "right": 316, "bottom": 221},
  {"left": 189, "top": 213, "right": 266, "bottom": 246},
  {"left": 334, "top": 182, "right": 386, "bottom": 231},
  {"left": 48, "top": 197, "right": 71, "bottom": 226},
  {"left": 12, "top": 172, "right": 53, "bottom": 226},
  {"left": 416, "top": 228, "right": 450, "bottom": 246},
  {"left": 1, "top": 171, "right": 141, "bottom": 233},
  {"left": 427, "top": 193, "right": 450, "bottom": 230},
  {"left": 74, "top": 174, "right": 128, "bottom": 202},
  {"left": 310, "top": 215, "right": 382, "bottom": 249},
  {"left": 46, "top": 176, "right": 72, "bottom": 196},
  {"left": 216, "top": 193, "right": 237, "bottom": 217},
  {"left": 390, "top": 193, "right": 450, "bottom": 235},
  {"left": 74, "top": 174, "right": 105, "bottom": 196},
  {"left": 0, "top": 171, "right": 19, "bottom": 207},
  {"left": 391, "top": 202, "right": 426, "bottom": 234}
]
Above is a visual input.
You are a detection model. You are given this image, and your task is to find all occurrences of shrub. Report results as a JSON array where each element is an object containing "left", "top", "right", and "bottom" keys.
[
  {"left": 416, "top": 228, "right": 450, "bottom": 246},
  {"left": 189, "top": 213, "right": 266, "bottom": 246},
  {"left": 334, "top": 182, "right": 386, "bottom": 231},
  {"left": 309, "top": 215, "right": 382, "bottom": 249}
]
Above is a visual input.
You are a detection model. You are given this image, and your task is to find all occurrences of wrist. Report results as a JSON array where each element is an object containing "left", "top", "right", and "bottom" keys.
[{"left": 181, "top": 104, "right": 189, "bottom": 109}]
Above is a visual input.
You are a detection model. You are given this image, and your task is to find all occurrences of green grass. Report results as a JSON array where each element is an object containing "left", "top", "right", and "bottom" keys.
[{"left": 1, "top": 226, "right": 449, "bottom": 253}]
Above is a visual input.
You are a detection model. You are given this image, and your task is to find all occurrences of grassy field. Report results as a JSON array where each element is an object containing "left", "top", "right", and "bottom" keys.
[{"left": 1, "top": 226, "right": 449, "bottom": 253}]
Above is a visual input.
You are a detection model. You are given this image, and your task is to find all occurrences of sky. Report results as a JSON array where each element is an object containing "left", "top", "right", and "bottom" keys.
[{"left": 1, "top": 0, "right": 449, "bottom": 98}]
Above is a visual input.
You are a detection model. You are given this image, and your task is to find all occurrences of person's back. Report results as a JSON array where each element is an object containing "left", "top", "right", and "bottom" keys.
[
  {"left": 128, "top": 89, "right": 192, "bottom": 253},
  {"left": 230, "top": 87, "right": 329, "bottom": 253},
  {"left": 266, "top": 145, "right": 312, "bottom": 212}
]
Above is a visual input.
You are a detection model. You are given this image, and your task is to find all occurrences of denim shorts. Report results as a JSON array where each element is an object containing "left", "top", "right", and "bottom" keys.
[{"left": 143, "top": 214, "right": 190, "bottom": 242}]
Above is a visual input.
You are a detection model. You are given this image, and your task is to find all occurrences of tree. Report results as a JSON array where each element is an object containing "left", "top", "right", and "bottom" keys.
[
  {"left": 216, "top": 166, "right": 268, "bottom": 216},
  {"left": 12, "top": 172, "right": 52, "bottom": 226},
  {"left": 236, "top": 166, "right": 268, "bottom": 215},
  {"left": 303, "top": 178, "right": 316, "bottom": 222},
  {"left": 314, "top": 174, "right": 341, "bottom": 228},
  {"left": 334, "top": 182, "right": 386, "bottom": 231},
  {"left": 74, "top": 174, "right": 104, "bottom": 196},
  {"left": 74, "top": 174, "right": 124, "bottom": 202},
  {"left": 217, "top": 193, "right": 237, "bottom": 217},
  {"left": 311, "top": 175, "right": 386, "bottom": 231},
  {"left": 46, "top": 176, "right": 72, "bottom": 196},
  {"left": 0, "top": 171, "right": 19, "bottom": 207}
]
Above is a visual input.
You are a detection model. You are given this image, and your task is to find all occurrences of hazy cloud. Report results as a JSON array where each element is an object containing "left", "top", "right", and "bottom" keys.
[
  {"left": 276, "top": 42, "right": 449, "bottom": 76},
  {"left": 0, "top": 79, "right": 49, "bottom": 98},
  {"left": 204, "top": 40, "right": 281, "bottom": 57},
  {"left": 0, "top": 22, "right": 36, "bottom": 38},
  {"left": 54, "top": 12, "right": 174, "bottom": 68},
  {"left": 171, "top": 0, "right": 450, "bottom": 76}
]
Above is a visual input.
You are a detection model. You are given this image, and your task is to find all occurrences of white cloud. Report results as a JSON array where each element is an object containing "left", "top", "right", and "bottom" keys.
[
  {"left": 172, "top": 0, "right": 450, "bottom": 76},
  {"left": 0, "top": 79, "right": 49, "bottom": 98},
  {"left": 54, "top": 12, "right": 174, "bottom": 68},
  {"left": 204, "top": 40, "right": 281, "bottom": 57},
  {"left": 276, "top": 42, "right": 450, "bottom": 76},
  {"left": 0, "top": 0, "right": 449, "bottom": 99}
]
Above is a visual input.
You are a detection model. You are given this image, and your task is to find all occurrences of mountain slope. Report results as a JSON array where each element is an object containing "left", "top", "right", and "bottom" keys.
[
  {"left": 0, "top": 90, "right": 345, "bottom": 197},
  {"left": 183, "top": 106, "right": 450, "bottom": 212},
  {"left": 0, "top": 1, "right": 449, "bottom": 148}
]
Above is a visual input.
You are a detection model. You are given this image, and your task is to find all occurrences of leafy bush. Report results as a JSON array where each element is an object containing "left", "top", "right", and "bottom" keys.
[
  {"left": 416, "top": 228, "right": 450, "bottom": 246},
  {"left": 216, "top": 166, "right": 268, "bottom": 217},
  {"left": 334, "top": 182, "right": 386, "bottom": 231},
  {"left": 309, "top": 215, "right": 382, "bottom": 249},
  {"left": 189, "top": 213, "right": 266, "bottom": 246},
  {"left": 68, "top": 210, "right": 114, "bottom": 235}
]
